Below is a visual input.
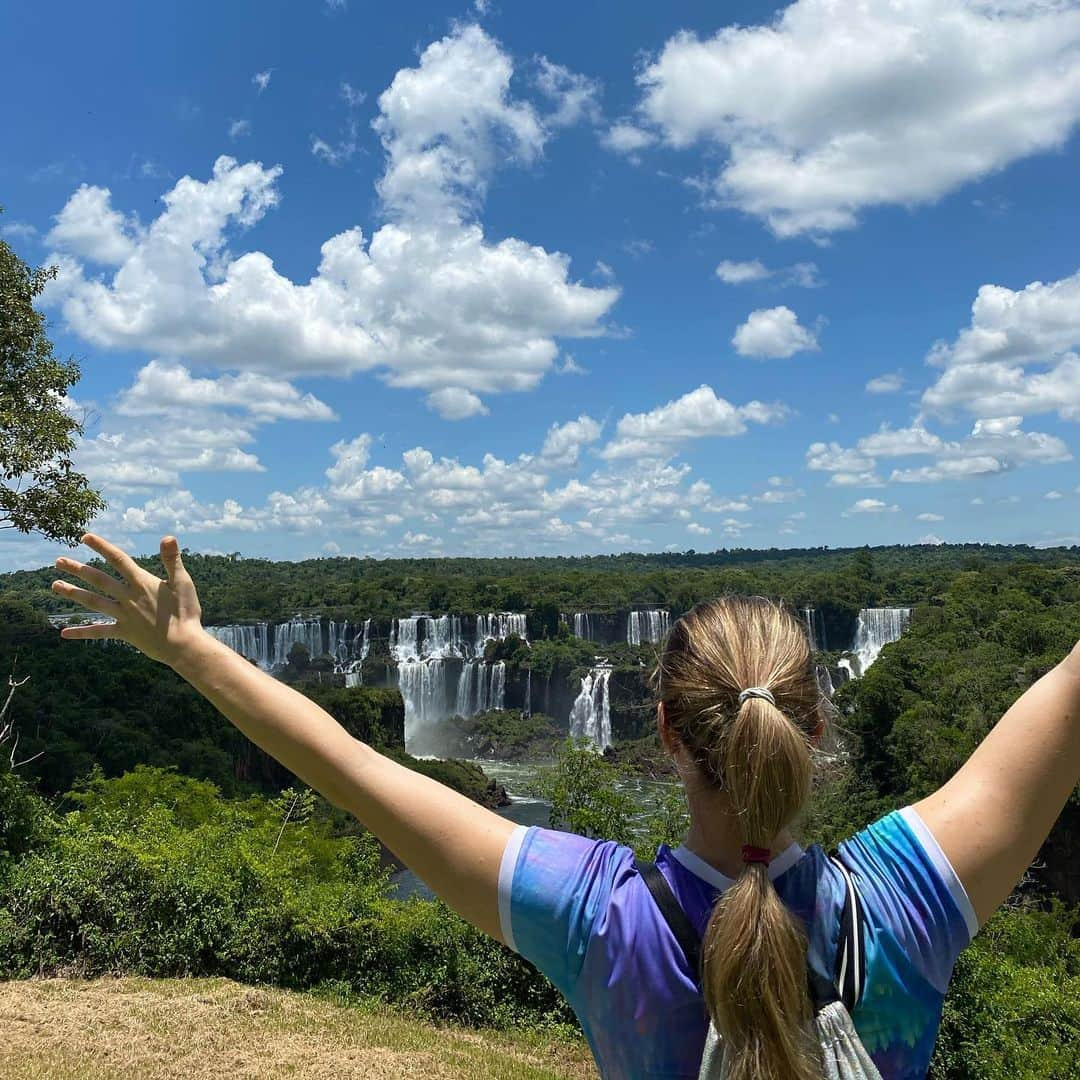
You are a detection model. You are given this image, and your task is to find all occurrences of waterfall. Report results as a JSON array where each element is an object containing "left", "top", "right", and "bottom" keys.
[
  {"left": 523, "top": 668, "right": 532, "bottom": 717},
  {"left": 397, "top": 658, "right": 450, "bottom": 745},
  {"left": 802, "top": 607, "right": 828, "bottom": 651},
  {"left": 627, "top": 610, "right": 671, "bottom": 646},
  {"left": 815, "top": 663, "right": 836, "bottom": 699},
  {"left": 454, "top": 659, "right": 507, "bottom": 716},
  {"left": 343, "top": 619, "right": 370, "bottom": 688},
  {"left": 570, "top": 665, "right": 612, "bottom": 750},
  {"left": 271, "top": 616, "right": 325, "bottom": 668},
  {"left": 847, "top": 607, "right": 912, "bottom": 676},
  {"left": 572, "top": 613, "right": 594, "bottom": 640},
  {"left": 205, "top": 623, "right": 272, "bottom": 668},
  {"left": 475, "top": 613, "right": 528, "bottom": 650},
  {"left": 206, "top": 617, "right": 355, "bottom": 671}
]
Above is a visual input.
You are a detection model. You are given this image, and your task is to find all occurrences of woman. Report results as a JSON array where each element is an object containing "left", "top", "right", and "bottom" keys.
[{"left": 53, "top": 534, "right": 1080, "bottom": 1080}]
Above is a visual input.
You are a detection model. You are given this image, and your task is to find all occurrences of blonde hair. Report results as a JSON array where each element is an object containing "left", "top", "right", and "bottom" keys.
[{"left": 654, "top": 596, "right": 826, "bottom": 1080}]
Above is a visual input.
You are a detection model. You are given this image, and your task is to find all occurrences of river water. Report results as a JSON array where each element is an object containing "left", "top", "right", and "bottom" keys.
[{"left": 387, "top": 758, "right": 681, "bottom": 900}]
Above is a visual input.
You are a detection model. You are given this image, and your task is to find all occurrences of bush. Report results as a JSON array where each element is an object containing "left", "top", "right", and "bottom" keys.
[
  {"left": 931, "top": 902, "right": 1080, "bottom": 1079},
  {"left": 0, "top": 766, "right": 569, "bottom": 1031}
]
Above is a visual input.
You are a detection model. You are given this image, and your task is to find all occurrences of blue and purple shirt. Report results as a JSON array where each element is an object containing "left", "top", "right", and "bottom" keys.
[{"left": 498, "top": 806, "right": 979, "bottom": 1080}]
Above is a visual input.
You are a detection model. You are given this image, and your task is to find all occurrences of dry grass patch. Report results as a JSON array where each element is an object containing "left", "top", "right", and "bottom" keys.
[{"left": 0, "top": 977, "right": 598, "bottom": 1080}]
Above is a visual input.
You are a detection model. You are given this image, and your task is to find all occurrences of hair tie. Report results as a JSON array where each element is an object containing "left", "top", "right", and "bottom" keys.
[
  {"left": 737, "top": 686, "right": 775, "bottom": 707},
  {"left": 741, "top": 845, "right": 771, "bottom": 865}
]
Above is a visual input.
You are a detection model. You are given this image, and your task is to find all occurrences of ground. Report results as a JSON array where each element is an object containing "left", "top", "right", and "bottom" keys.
[{"left": 0, "top": 977, "right": 598, "bottom": 1080}]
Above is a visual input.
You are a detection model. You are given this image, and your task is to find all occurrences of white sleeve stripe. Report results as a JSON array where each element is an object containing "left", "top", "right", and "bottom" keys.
[
  {"left": 899, "top": 805, "right": 980, "bottom": 941},
  {"left": 497, "top": 824, "right": 528, "bottom": 954}
]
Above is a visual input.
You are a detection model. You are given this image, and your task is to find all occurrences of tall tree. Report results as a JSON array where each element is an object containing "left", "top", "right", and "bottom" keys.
[{"left": 0, "top": 216, "right": 104, "bottom": 543}]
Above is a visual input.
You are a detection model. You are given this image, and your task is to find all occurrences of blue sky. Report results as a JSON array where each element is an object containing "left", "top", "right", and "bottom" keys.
[{"left": 2, "top": 0, "right": 1079, "bottom": 569}]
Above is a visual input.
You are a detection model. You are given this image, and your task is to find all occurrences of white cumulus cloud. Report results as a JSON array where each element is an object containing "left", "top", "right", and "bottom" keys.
[
  {"left": 41, "top": 26, "right": 619, "bottom": 419},
  {"left": 923, "top": 269, "right": 1080, "bottom": 421},
  {"left": 600, "top": 384, "right": 789, "bottom": 460},
  {"left": 634, "top": 0, "right": 1080, "bottom": 237},
  {"left": 732, "top": 306, "right": 819, "bottom": 359}
]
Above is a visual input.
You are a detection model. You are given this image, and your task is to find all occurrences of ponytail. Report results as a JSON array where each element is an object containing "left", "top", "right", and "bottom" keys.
[
  {"left": 700, "top": 694, "right": 820, "bottom": 1079},
  {"left": 655, "top": 598, "right": 827, "bottom": 1080}
]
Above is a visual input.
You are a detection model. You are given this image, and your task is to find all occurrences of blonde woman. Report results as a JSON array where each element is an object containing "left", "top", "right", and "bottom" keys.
[{"left": 54, "top": 534, "right": 1080, "bottom": 1080}]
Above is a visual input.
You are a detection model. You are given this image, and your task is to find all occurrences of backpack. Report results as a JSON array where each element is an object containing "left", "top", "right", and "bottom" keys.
[{"left": 634, "top": 854, "right": 884, "bottom": 1080}]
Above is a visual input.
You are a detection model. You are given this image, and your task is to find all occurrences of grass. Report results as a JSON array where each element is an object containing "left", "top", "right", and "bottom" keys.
[{"left": 0, "top": 977, "right": 599, "bottom": 1079}]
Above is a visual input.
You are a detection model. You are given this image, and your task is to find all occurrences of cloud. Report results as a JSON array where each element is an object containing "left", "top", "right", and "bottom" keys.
[
  {"left": 687, "top": 522, "right": 712, "bottom": 536},
  {"left": 753, "top": 487, "right": 805, "bottom": 504},
  {"left": 1, "top": 221, "right": 38, "bottom": 240},
  {"left": 1045, "top": 490, "right": 1064, "bottom": 500},
  {"left": 533, "top": 57, "right": 602, "bottom": 127},
  {"left": 716, "top": 259, "right": 769, "bottom": 284},
  {"left": 45, "top": 184, "right": 137, "bottom": 265},
  {"left": 601, "top": 121, "right": 657, "bottom": 154},
  {"left": 540, "top": 415, "right": 603, "bottom": 467},
  {"left": 600, "top": 384, "right": 789, "bottom": 460},
  {"left": 634, "top": 0, "right": 1080, "bottom": 236},
  {"left": 623, "top": 238, "right": 653, "bottom": 258},
  {"left": 888, "top": 417, "right": 1070, "bottom": 482},
  {"left": 715, "top": 258, "right": 821, "bottom": 288},
  {"left": 810, "top": 417, "right": 1070, "bottom": 487},
  {"left": 310, "top": 127, "right": 359, "bottom": 166},
  {"left": 922, "top": 270, "right": 1080, "bottom": 421},
  {"left": 847, "top": 498, "right": 899, "bottom": 514},
  {"left": 732, "top": 306, "right": 819, "bottom": 359},
  {"left": 41, "top": 27, "right": 619, "bottom": 417},
  {"left": 228, "top": 119, "right": 251, "bottom": 139},
  {"left": 340, "top": 81, "right": 366, "bottom": 108},
  {"left": 866, "top": 372, "right": 904, "bottom": 394},
  {"left": 252, "top": 70, "right": 272, "bottom": 94},
  {"left": 425, "top": 387, "right": 489, "bottom": 420},
  {"left": 116, "top": 360, "right": 337, "bottom": 422},
  {"left": 916, "top": 512, "right": 944, "bottom": 522},
  {"left": 78, "top": 426, "right": 264, "bottom": 494}
]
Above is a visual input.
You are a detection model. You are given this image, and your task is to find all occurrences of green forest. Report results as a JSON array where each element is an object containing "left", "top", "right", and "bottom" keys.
[{"left": 1, "top": 543, "right": 1079, "bottom": 1078}]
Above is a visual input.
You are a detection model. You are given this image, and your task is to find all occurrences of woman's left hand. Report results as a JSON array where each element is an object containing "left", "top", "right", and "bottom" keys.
[{"left": 53, "top": 533, "right": 207, "bottom": 667}]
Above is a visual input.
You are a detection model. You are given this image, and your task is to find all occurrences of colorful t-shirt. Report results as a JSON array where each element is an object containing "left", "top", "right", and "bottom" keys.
[{"left": 498, "top": 806, "right": 979, "bottom": 1080}]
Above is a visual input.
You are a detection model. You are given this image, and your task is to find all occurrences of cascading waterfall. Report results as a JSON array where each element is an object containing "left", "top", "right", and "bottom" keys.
[
  {"left": 627, "top": 610, "right": 671, "bottom": 646},
  {"left": 849, "top": 607, "right": 912, "bottom": 676},
  {"left": 572, "top": 613, "right": 594, "bottom": 640},
  {"left": 206, "top": 623, "right": 272, "bottom": 667},
  {"left": 206, "top": 617, "right": 363, "bottom": 671},
  {"left": 802, "top": 607, "right": 828, "bottom": 652},
  {"left": 270, "top": 616, "right": 325, "bottom": 668},
  {"left": 523, "top": 668, "right": 532, "bottom": 717},
  {"left": 453, "top": 659, "right": 507, "bottom": 717},
  {"left": 815, "top": 663, "right": 835, "bottom": 700},
  {"left": 475, "top": 613, "right": 528, "bottom": 649},
  {"left": 342, "top": 619, "right": 371, "bottom": 688},
  {"left": 570, "top": 665, "right": 612, "bottom": 751},
  {"left": 392, "top": 613, "right": 524, "bottom": 748}
]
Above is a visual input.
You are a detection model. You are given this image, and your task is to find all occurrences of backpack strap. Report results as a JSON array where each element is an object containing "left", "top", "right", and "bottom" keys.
[
  {"left": 634, "top": 854, "right": 868, "bottom": 1016},
  {"left": 634, "top": 858, "right": 702, "bottom": 983},
  {"left": 828, "top": 852, "right": 867, "bottom": 1014}
]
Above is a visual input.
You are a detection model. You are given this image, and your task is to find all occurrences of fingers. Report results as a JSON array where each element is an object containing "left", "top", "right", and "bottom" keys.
[
  {"left": 81, "top": 533, "right": 142, "bottom": 586},
  {"left": 60, "top": 621, "right": 119, "bottom": 641},
  {"left": 55, "top": 557, "right": 132, "bottom": 602},
  {"left": 159, "top": 535, "right": 191, "bottom": 586},
  {"left": 51, "top": 579, "right": 121, "bottom": 617}
]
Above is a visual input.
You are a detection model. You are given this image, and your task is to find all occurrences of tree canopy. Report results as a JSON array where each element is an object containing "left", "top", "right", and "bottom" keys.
[{"left": 0, "top": 218, "right": 104, "bottom": 543}]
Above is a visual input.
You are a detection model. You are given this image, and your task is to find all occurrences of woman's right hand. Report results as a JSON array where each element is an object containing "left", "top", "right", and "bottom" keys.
[{"left": 53, "top": 533, "right": 207, "bottom": 667}]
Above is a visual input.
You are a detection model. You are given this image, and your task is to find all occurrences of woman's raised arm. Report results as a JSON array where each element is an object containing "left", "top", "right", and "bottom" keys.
[
  {"left": 912, "top": 638, "right": 1080, "bottom": 928},
  {"left": 53, "top": 533, "right": 516, "bottom": 943}
]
